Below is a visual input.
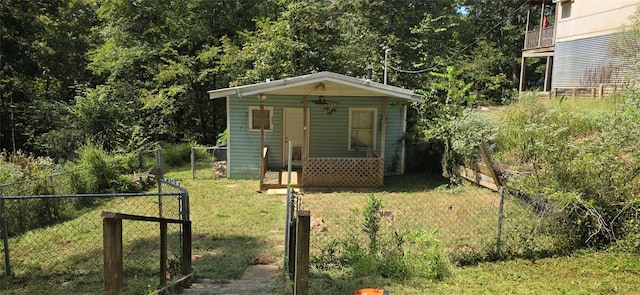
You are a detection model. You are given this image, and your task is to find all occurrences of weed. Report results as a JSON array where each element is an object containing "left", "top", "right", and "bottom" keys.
[{"left": 311, "top": 194, "right": 451, "bottom": 281}]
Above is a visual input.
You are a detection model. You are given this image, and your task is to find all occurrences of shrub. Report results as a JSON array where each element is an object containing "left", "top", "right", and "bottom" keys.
[
  {"left": 450, "top": 109, "right": 497, "bottom": 162},
  {"left": 162, "top": 142, "right": 193, "bottom": 167},
  {"left": 311, "top": 194, "right": 451, "bottom": 281}
]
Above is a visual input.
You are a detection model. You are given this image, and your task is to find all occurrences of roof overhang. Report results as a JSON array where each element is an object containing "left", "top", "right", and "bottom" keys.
[{"left": 208, "top": 71, "right": 424, "bottom": 103}]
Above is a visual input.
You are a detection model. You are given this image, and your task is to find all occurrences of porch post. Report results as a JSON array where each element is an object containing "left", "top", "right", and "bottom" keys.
[
  {"left": 259, "top": 95, "right": 266, "bottom": 191},
  {"left": 302, "top": 95, "right": 308, "bottom": 186},
  {"left": 525, "top": 5, "right": 530, "bottom": 33},
  {"left": 380, "top": 97, "right": 387, "bottom": 159},
  {"left": 538, "top": 3, "right": 544, "bottom": 47},
  {"left": 303, "top": 95, "right": 308, "bottom": 161},
  {"left": 519, "top": 56, "right": 526, "bottom": 92},
  {"left": 544, "top": 56, "right": 553, "bottom": 92}
]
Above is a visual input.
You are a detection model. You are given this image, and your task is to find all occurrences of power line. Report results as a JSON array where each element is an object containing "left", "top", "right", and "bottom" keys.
[{"left": 388, "top": 2, "right": 527, "bottom": 75}]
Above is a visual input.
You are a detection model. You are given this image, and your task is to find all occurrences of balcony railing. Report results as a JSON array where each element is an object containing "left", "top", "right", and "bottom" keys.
[{"left": 524, "top": 26, "right": 555, "bottom": 50}]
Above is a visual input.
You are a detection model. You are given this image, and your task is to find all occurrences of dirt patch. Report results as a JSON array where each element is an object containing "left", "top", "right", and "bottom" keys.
[{"left": 241, "top": 264, "right": 280, "bottom": 280}]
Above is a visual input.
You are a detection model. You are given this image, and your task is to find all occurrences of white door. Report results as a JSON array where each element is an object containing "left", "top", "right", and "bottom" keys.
[{"left": 283, "top": 108, "right": 308, "bottom": 167}]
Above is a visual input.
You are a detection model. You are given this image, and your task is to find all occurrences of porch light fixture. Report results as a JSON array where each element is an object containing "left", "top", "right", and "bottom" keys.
[{"left": 313, "top": 83, "right": 326, "bottom": 91}]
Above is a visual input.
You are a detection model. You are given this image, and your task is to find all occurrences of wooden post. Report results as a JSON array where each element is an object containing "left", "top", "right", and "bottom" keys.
[
  {"left": 478, "top": 140, "right": 502, "bottom": 188},
  {"left": 525, "top": 5, "right": 531, "bottom": 34},
  {"left": 598, "top": 84, "right": 604, "bottom": 98},
  {"left": 103, "top": 218, "right": 123, "bottom": 295},
  {"left": 160, "top": 221, "right": 168, "bottom": 287},
  {"left": 294, "top": 211, "right": 310, "bottom": 295},
  {"left": 380, "top": 97, "right": 387, "bottom": 160},
  {"left": 519, "top": 56, "right": 526, "bottom": 92},
  {"left": 538, "top": 3, "right": 545, "bottom": 47},
  {"left": 182, "top": 221, "right": 192, "bottom": 275},
  {"left": 302, "top": 95, "right": 308, "bottom": 186},
  {"left": 544, "top": 56, "right": 552, "bottom": 92},
  {"left": 259, "top": 96, "right": 265, "bottom": 191}
]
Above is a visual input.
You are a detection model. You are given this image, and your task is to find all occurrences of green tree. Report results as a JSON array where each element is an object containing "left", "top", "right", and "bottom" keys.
[
  {"left": 0, "top": 0, "right": 98, "bottom": 153},
  {"left": 417, "top": 66, "right": 475, "bottom": 180}
]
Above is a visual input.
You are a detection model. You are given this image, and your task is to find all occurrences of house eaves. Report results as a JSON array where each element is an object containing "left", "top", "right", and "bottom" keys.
[{"left": 208, "top": 71, "right": 424, "bottom": 103}]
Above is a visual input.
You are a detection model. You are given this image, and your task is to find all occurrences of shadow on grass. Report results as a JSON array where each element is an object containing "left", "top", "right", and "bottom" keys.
[
  {"left": 301, "top": 173, "right": 448, "bottom": 194},
  {"left": 190, "top": 233, "right": 265, "bottom": 280},
  {"left": 379, "top": 172, "right": 449, "bottom": 193},
  {"left": 0, "top": 228, "right": 189, "bottom": 295}
]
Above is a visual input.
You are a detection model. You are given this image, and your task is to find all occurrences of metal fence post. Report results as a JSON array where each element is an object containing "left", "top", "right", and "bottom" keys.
[
  {"left": 284, "top": 141, "right": 294, "bottom": 274},
  {"left": 49, "top": 176, "right": 59, "bottom": 218},
  {"left": 157, "top": 147, "right": 164, "bottom": 217},
  {"left": 1, "top": 197, "right": 11, "bottom": 276},
  {"left": 190, "top": 147, "right": 195, "bottom": 180},
  {"left": 496, "top": 186, "right": 505, "bottom": 255}
]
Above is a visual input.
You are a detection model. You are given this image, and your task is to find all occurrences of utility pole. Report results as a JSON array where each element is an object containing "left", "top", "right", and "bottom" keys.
[{"left": 384, "top": 49, "right": 391, "bottom": 85}]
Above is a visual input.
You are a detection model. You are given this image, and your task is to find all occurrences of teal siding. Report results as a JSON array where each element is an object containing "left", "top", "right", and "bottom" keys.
[{"left": 228, "top": 95, "right": 408, "bottom": 179}]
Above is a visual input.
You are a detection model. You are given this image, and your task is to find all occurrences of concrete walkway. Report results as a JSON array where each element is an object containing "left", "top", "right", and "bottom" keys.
[{"left": 183, "top": 264, "right": 282, "bottom": 294}]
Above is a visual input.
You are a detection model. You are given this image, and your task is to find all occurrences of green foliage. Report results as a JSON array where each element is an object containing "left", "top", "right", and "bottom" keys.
[
  {"left": 416, "top": 66, "right": 477, "bottom": 180},
  {"left": 450, "top": 109, "right": 497, "bottom": 162},
  {"left": 161, "top": 143, "right": 193, "bottom": 167},
  {"left": 495, "top": 95, "right": 640, "bottom": 249},
  {"left": 362, "top": 194, "right": 383, "bottom": 254},
  {"left": 311, "top": 194, "right": 450, "bottom": 281},
  {"left": 217, "top": 129, "right": 229, "bottom": 146},
  {"left": 77, "top": 143, "right": 120, "bottom": 193}
]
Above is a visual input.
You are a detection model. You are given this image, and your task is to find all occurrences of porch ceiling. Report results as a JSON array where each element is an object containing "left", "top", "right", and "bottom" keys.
[{"left": 208, "top": 71, "right": 424, "bottom": 103}]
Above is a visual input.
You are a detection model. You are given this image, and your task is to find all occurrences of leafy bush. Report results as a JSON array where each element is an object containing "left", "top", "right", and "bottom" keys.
[
  {"left": 77, "top": 143, "right": 120, "bottom": 193},
  {"left": 311, "top": 194, "right": 451, "bottom": 281},
  {"left": 162, "top": 142, "right": 193, "bottom": 167},
  {"left": 450, "top": 109, "right": 497, "bottom": 162}
]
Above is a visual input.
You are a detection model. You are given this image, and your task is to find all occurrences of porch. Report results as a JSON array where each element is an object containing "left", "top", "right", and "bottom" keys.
[
  {"left": 524, "top": 26, "right": 555, "bottom": 50},
  {"left": 259, "top": 150, "right": 385, "bottom": 191}
]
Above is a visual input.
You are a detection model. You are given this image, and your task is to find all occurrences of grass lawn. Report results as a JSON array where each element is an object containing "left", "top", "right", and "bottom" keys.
[
  {"left": 1, "top": 161, "right": 639, "bottom": 294},
  {"left": 311, "top": 250, "right": 640, "bottom": 294}
]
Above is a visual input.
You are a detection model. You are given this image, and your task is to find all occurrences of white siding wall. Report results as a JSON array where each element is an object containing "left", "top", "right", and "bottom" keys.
[{"left": 556, "top": 0, "right": 638, "bottom": 42}]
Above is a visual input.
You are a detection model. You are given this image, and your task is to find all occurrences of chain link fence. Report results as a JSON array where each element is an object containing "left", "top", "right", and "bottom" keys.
[
  {"left": 190, "top": 145, "right": 227, "bottom": 180},
  {"left": 0, "top": 149, "right": 191, "bottom": 294},
  {"left": 296, "top": 182, "right": 565, "bottom": 268}
]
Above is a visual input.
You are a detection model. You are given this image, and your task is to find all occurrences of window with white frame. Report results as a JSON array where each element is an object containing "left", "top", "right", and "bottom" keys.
[
  {"left": 348, "top": 108, "right": 377, "bottom": 151},
  {"left": 249, "top": 106, "right": 273, "bottom": 131}
]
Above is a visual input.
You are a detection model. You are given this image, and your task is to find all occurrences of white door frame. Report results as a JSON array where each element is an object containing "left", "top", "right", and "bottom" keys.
[{"left": 282, "top": 107, "right": 309, "bottom": 167}]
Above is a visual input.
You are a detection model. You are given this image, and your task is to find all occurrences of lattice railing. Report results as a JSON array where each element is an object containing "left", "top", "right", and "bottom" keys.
[{"left": 302, "top": 157, "right": 384, "bottom": 187}]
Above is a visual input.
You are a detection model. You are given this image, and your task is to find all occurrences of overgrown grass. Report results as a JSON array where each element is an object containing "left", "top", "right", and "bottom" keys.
[{"left": 309, "top": 249, "right": 640, "bottom": 294}]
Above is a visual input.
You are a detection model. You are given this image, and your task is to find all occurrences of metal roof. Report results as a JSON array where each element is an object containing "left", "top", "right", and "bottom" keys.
[{"left": 207, "top": 71, "right": 424, "bottom": 103}]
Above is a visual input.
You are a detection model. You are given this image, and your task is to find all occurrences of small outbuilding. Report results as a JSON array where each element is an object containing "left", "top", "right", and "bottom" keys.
[{"left": 208, "top": 71, "right": 424, "bottom": 190}]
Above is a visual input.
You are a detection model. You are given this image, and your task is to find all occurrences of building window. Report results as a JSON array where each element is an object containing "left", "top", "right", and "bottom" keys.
[
  {"left": 249, "top": 106, "right": 273, "bottom": 131},
  {"left": 348, "top": 108, "right": 377, "bottom": 151},
  {"left": 560, "top": 1, "right": 571, "bottom": 19}
]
